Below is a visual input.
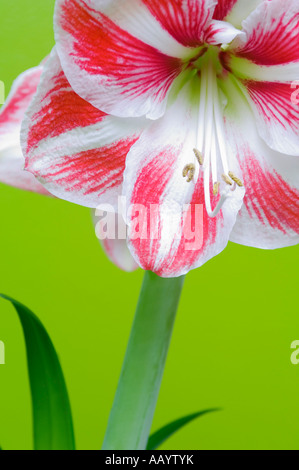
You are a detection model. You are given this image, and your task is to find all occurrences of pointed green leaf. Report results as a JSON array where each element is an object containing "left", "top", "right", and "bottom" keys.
[
  {"left": 0, "top": 294, "right": 75, "bottom": 450},
  {"left": 147, "top": 409, "right": 220, "bottom": 450}
]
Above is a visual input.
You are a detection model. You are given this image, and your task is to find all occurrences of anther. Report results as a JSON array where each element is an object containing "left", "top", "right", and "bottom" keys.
[
  {"left": 213, "top": 182, "right": 220, "bottom": 196},
  {"left": 222, "top": 174, "right": 233, "bottom": 186},
  {"left": 193, "top": 148, "right": 203, "bottom": 165},
  {"left": 183, "top": 164, "right": 195, "bottom": 183},
  {"left": 228, "top": 171, "right": 244, "bottom": 187}
]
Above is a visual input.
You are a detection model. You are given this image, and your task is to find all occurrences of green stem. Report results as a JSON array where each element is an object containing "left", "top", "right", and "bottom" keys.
[{"left": 102, "top": 271, "right": 185, "bottom": 450}]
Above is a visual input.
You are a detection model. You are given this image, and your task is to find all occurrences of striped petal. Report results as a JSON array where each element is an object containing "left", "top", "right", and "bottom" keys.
[
  {"left": 93, "top": 209, "right": 138, "bottom": 272},
  {"left": 21, "top": 48, "right": 147, "bottom": 209},
  {"left": 205, "top": 19, "right": 240, "bottom": 45},
  {"left": 231, "top": 0, "right": 299, "bottom": 67},
  {"left": 0, "top": 66, "right": 49, "bottom": 194},
  {"left": 140, "top": 0, "right": 217, "bottom": 47},
  {"left": 235, "top": 79, "right": 299, "bottom": 156},
  {"left": 213, "top": 0, "right": 238, "bottom": 20},
  {"left": 228, "top": 0, "right": 299, "bottom": 82},
  {"left": 220, "top": 0, "right": 299, "bottom": 155},
  {"left": 222, "top": 77, "right": 299, "bottom": 248},
  {"left": 122, "top": 77, "right": 244, "bottom": 277},
  {"left": 54, "top": 0, "right": 186, "bottom": 119},
  {"left": 213, "top": 0, "right": 263, "bottom": 26},
  {"left": 231, "top": 152, "right": 299, "bottom": 249}
]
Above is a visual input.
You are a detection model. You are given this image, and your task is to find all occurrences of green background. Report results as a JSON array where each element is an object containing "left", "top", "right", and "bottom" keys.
[{"left": 0, "top": 0, "right": 298, "bottom": 451}]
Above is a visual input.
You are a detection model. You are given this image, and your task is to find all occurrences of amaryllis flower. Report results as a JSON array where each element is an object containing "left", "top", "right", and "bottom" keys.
[
  {"left": 0, "top": 66, "right": 49, "bottom": 195},
  {"left": 21, "top": 0, "right": 299, "bottom": 277}
]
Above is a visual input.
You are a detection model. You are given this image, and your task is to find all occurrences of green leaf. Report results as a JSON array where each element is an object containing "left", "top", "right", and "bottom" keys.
[
  {"left": 147, "top": 409, "right": 220, "bottom": 450},
  {"left": 0, "top": 294, "right": 75, "bottom": 450}
]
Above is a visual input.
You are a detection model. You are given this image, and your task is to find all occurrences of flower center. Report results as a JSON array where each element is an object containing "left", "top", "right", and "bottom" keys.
[{"left": 182, "top": 47, "right": 243, "bottom": 218}]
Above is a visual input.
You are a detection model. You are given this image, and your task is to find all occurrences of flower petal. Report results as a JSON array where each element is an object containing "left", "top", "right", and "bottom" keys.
[
  {"left": 93, "top": 209, "right": 139, "bottom": 272},
  {"left": 231, "top": 0, "right": 299, "bottom": 66},
  {"left": 0, "top": 65, "right": 49, "bottom": 194},
  {"left": 21, "top": 48, "right": 147, "bottom": 209},
  {"left": 205, "top": 19, "right": 240, "bottom": 45},
  {"left": 140, "top": 0, "right": 217, "bottom": 47},
  {"left": 54, "top": 0, "right": 185, "bottom": 119},
  {"left": 231, "top": 153, "right": 299, "bottom": 249},
  {"left": 213, "top": 0, "right": 238, "bottom": 20},
  {"left": 213, "top": 0, "right": 263, "bottom": 26},
  {"left": 228, "top": 0, "right": 299, "bottom": 81},
  {"left": 122, "top": 77, "right": 244, "bottom": 277},
  {"left": 224, "top": 0, "right": 299, "bottom": 155},
  {"left": 222, "top": 77, "right": 299, "bottom": 248},
  {"left": 237, "top": 79, "right": 299, "bottom": 156}
]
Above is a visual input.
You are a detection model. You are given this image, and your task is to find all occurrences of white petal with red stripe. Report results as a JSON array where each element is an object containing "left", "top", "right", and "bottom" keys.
[
  {"left": 139, "top": 0, "right": 217, "bottom": 47},
  {"left": 123, "top": 77, "right": 244, "bottom": 278},
  {"left": 21, "top": 48, "right": 147, "bottom": 208},
  {"left": 54, "top": 0, "right": 186, "bottom": 119},
  {"left": 228, "top": 0, "right": 299, "bottom": 82},
  {"left": 222, "top": 77, "right": 299, "bottom": 248},
  {"left": 213, "top": 0, "right": 263, "bottom": 26},
  {"left": 205, "top": 19, "right": 241, "bottom": 45},
  {"left": 0, "top": 65, "right": 49, "bottom": 194},
  {"left": 238, "top": 79, "right": 299, "bottom": 156}
]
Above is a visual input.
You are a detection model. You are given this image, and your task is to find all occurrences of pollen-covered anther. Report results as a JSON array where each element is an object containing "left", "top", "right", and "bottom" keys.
[
  {"left": 213, "top": 182, "right": 220, "bottom": 196},
  {"left": 193, "top": 148, "right": 203, "bottom": 165},
  {"left": 222, "top": 174, "right": 233, "bottom": 186},
  {"left": 228, "top": 171, "right": 244, "bottom": 187},
  {"left": 183, "top": 163, "right": 195, "bottom": 183}
]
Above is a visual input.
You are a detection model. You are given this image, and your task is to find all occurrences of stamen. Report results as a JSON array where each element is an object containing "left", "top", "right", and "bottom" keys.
[
  {"left": 213, "top": 182, "right": 220, "bottom": 195},
  {"left": 222, "top": 174, "right": 233, "bottom": 186},
  {"left": 228, "top": 171, "right": 243, "bottom": 187},
  {"left": 193, "top": 148, "right": 203, "bottom": 165},
  {"left": 191, "top": 55, "right": 240, "bottom": 218},
  {"left": 183, "top": 163, "right": 195, "bottom": 183}
]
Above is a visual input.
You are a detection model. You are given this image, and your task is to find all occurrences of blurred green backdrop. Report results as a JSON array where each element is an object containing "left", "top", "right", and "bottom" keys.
[{"left": 0, "top": 0, "right": 298, "bottom": 451}]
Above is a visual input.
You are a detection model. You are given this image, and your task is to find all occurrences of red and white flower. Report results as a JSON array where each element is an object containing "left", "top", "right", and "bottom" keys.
[
  {"left": 20, "top": 0, "right": 299, "bottom": 277},
  {"left": 0, "top": 66, "right": 49, "bottom": 195}
]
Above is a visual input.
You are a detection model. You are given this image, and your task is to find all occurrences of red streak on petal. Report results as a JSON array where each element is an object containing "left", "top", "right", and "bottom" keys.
[
  {"left": 156, "top": 175, "right": 221, "bottom": 277},
  {"left": 60, "top": 0, "right": 182, "bottom": 102},
  {"left": 129, "top": 148, "right": 177, "bottom": 270},
  {"left": 28, "top": 137, "right": 138, "bottom": 197},
  {"left": 236, "top": 12, "right": 299, "bottom": 65},
  {"left": 243, "top": 80, "right": 299, "bottom": 131},
  {"left": 129, "top": 150, "right": 221, "bottom": 276},
  {"left": 27, "top": 71, "right": 107, "bottom": 152},
  {"left": 241, "top": 151, "right": 299, "bottom": 234},
  {"left": 142, "top": 0, "right": 213, "bottom": 47},
  {"left": 0, "top": 69, "right": 42, "bottom": 130},
  {"left": 213, "top": 0, "right": 238, "bottom": 21}
]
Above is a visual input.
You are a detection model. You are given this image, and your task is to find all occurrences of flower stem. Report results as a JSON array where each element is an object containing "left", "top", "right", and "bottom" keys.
[{"left": 102, "top": 271, "right": 185, "bottom": 450}]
